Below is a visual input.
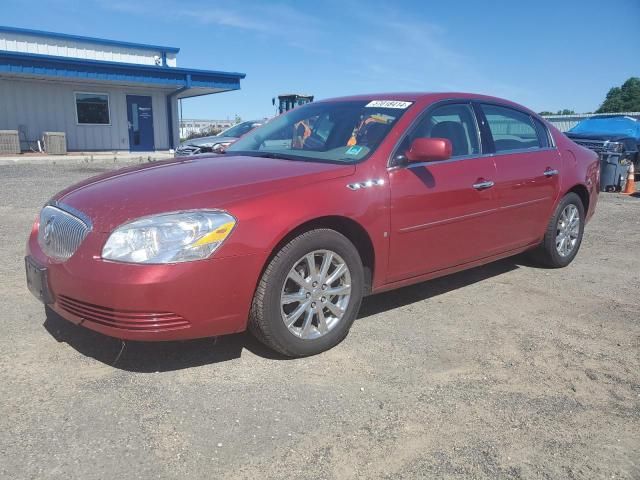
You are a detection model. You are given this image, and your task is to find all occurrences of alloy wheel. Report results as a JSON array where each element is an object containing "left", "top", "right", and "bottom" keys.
[
  {"left": 556, "top": 204, "right": 580, "bottom": 257},
  {"left": 280, "top": 250, "right": 352, "bottom": 340}
]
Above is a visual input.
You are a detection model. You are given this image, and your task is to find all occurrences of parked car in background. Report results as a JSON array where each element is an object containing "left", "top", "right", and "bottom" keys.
[
  {"left": 565, "top": 115, "right": 640, "bottom": 191},
  {"left": 26, "top": 93, "right": 599, "bottom": 357},
  {"left": 175, "top": 119, "right": 265, "bottom": 156}
]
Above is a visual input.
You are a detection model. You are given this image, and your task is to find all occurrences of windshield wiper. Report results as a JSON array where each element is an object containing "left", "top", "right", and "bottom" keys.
[{"left": 230, "top": 151, "right": 302, "bottom": 161}]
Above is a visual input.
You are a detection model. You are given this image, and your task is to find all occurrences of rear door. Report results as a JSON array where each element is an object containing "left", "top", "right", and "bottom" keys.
[
  {"left": 477, "top": 103, "right": 561, "bottom": 250},
  {"left": 387, "top": 102, "right": 502, "bottom": 282}
]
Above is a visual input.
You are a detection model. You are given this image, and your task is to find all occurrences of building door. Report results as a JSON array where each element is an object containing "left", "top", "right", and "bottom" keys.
[{"left": 126, "top": 95, "right": 155, "bottom": 151}]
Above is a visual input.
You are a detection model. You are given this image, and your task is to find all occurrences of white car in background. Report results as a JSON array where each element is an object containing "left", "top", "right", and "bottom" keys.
[{"left": 175, "top": 120, "right": 265, "bottom": 156}]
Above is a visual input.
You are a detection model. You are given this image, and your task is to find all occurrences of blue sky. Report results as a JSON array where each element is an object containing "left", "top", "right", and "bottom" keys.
[{"left": 2, "top": 0, "right": 639, "bottom": 120}]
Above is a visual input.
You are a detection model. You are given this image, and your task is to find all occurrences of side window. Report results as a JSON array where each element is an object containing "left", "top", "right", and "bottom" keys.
[
  {"left": 401, "top": 103, "right": 480, "bottom": 158},
  {"left": 481, "top": 104, "right": 540, "bottom": 152},
  {"left": 532, "top": 117, "right": 551, "bottom": 148}
]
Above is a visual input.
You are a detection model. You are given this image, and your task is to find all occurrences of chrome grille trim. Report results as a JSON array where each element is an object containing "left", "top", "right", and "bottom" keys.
[
  {"left": 175, "top": 147, "right": 201, "bottom": 156},
  {"left": 573, "top": 139, "right": 606, "bottom": 153},
  {"left": 37, "top": 203, "right": 92, "bottom": 262},
  {"left": 57, "top": 295, "right": 190, "bottom": 331}
]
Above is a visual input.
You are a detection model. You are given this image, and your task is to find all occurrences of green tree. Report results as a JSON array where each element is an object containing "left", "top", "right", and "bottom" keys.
[{"left": 596, "top": 77, "right": 640, "bottom": 113}]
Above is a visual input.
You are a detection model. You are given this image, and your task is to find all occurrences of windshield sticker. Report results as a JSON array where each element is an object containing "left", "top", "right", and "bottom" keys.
[
  {"left": 345, "top": 145, "right": 364, "bottom": 155},
  {"left": 365, "top": 100, "right": 413, "bottom": 109}
]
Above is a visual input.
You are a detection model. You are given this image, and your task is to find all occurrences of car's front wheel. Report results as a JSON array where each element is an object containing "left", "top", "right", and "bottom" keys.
[
  {"left": 532, "top": 192, "right": 585, "bottom": 268},
  {"left": 249, "top": 229, "right": 364, "bottom": 357}
]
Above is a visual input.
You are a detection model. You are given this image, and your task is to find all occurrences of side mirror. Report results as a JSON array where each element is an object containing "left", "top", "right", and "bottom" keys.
[{"left": 405, "top": 138, "right": 452, "bottom": 163}]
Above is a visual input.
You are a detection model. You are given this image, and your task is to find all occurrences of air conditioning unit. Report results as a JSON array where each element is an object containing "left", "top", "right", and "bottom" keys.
[
  {"left": 43, "top": 132, "right": 67, "bottom": 155},
  {"left": 0, "top": 130, "right": 20, "bottom": 154}
]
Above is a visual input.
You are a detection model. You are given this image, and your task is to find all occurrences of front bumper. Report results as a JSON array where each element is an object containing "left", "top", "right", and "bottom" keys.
[{"left": 27, "top": 226, "right": 261, "bottom": 341}]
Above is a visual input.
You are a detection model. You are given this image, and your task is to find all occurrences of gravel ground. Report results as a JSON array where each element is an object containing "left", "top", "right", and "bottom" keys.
[{"left": 1, "top": 162, "right": 638, "bottom": 479}]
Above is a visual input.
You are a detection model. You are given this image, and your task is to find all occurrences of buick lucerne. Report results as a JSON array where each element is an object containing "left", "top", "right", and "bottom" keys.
[{"left": 26, "top": 93, "right": 599, "bottom": 357}]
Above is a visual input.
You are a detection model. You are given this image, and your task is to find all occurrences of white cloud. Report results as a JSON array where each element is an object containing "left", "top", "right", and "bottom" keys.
[{"left": 97, "top": 0, "right": 325, "bottom": 47}]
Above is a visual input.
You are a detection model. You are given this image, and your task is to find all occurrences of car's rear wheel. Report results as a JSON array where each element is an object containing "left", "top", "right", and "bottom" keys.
[
  {"left": 532, "top": 192, "right": 585, "bottom": 268},
  {"left": 249, "top": 229, "right": 364, "bottom": 357}
]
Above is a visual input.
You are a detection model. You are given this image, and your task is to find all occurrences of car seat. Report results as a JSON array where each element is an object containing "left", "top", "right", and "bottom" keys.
[
  {"left": 356, "top": 122, "right": 388, "bottom": 147},
  {"left": 430, "top": 121, "right": 470, "bottom": 156}
]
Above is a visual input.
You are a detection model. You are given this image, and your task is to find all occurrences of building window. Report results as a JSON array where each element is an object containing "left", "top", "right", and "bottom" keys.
[{"left": 75, "top": 92, "right": 110, "bottom": 125}]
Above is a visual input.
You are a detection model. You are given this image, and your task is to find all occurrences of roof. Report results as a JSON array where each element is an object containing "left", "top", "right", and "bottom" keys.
[
  {"left": 319, "top": 92, "right": 429, "bottom": 102},
  {"left": 0, "top": 25, "right": 180, "bottom": 54},
  {"left": 0, "top": 50, "right": 246, "bottom": 97},
  {"left": 318, "top": 92, "right": 529, "bottom": 108}
]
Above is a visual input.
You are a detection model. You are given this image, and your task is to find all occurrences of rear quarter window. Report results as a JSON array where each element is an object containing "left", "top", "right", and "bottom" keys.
[{"left": 532, "top": 117, "right": 552, "bottom": 148}]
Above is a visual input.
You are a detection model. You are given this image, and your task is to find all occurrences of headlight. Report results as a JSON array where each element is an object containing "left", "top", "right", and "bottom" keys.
[
  {"left": 213, "top": 142, "right": 232, "bottom": 152},
  {"left": 605, "top": 141, "right": 624, "bottom": 153},
  {"left": 102, "top": 210, "right": 236, "bottom": 264}
]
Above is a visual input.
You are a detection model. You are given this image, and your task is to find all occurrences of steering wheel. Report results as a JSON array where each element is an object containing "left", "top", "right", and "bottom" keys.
[{"left": 302, "top": 133, "right": 326, "bottom": 151}]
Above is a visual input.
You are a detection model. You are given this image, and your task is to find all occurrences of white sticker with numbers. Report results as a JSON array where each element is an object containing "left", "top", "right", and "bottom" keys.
[{"left": 365, "top": 100, "right": 413, "bottom": 109}]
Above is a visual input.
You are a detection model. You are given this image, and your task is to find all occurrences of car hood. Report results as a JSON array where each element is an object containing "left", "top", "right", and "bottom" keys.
[
  {"left": 54, "top": 155, "right": 355, "bottom": 232},
  {"left": 565, "top": 132, "right": 635, "bottom": 142},
  {"left": 180, "top": 136, "right": 237, "bottom": 148}
]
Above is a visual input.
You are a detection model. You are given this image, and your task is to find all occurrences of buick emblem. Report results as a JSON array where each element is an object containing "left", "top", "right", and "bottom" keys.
[{"left": 43, "top": 216, "right": 55, "bottom": 245}]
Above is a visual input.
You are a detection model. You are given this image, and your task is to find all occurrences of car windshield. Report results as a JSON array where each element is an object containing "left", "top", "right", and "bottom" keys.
[
  {"left": 226, "top": 100, "right": 412, "bottom": 163},
  {"left": 219, "top": 121, "right": 260, "bottom": 138},
  {"left": 569, "top": 117, "right": 639, "bottom": 136}
]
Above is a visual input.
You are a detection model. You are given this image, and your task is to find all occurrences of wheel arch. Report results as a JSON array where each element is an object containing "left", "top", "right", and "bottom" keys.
[
  {"left": 565, "top": 183, "right": 590, "bottom": 214},
  {"left": 261, "top": 216, "right": 376, "bottom": 295}
]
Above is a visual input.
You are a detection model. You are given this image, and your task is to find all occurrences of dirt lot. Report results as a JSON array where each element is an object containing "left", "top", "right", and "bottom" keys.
[{"left": 0, "top": 162, "right": 638, "bottom": 479}]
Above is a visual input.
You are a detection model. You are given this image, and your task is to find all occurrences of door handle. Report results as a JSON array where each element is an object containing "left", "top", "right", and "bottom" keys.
[
  {"left": 543, "top": 168, "right": 559, "bottom": 177},
  {"left": 472, "top": 180, "right": 495, "bottom": 190}
]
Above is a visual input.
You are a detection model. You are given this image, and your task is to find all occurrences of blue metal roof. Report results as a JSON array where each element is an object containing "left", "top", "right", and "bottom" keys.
[
  {"left": 0, "top": 50, "right": 245, "bottom": 94},
  {"left": 0, "top": 25, "right": 181, "bottom": 54}
]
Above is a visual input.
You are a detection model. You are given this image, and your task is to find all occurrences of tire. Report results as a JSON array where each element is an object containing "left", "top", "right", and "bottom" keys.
[
  {"left": 249, "top": 229, "right": 364, "bottom": 357},
  {"left": 531, "top": 192, "right": 585, "bottom": 268}
]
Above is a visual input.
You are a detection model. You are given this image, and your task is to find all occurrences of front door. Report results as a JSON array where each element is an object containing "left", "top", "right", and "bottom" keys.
[
  {"left": 387, "top": 102, "right": 502, "bottom": 283},
  {"left": 126, "top": 95, "right": 155, "bottom": 151}
]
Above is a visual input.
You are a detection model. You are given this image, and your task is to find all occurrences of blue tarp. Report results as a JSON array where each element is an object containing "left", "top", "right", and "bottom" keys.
[{"left": 569, "top": 116, "right": 640, "bottom": 137}]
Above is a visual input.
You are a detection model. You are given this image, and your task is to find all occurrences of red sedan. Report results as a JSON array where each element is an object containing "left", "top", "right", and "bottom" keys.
[{"left": 26, "top": 93, "right": 599, "bottom": 357}]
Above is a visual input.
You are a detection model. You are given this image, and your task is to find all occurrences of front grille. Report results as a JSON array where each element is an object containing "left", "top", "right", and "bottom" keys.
[
  {"left": 573, "top": 139, "right": 606, "bottom": 153},
  {"left": 58, "top": 295, "right": 190, "bottom": 332},
  {"left": 37, "top": 204, "right": 91, "bottom": 261},
  {"left": 175, "top": 145, "right": 201, "bottom": 156}
]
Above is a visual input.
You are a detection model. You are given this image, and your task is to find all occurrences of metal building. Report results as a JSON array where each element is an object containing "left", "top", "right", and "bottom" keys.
[
  {"left": 179, "top": 118, "right": 235, "bottom": 139},
  {"left": 0, "top": 26, "right": 245, "bottom": 152}
]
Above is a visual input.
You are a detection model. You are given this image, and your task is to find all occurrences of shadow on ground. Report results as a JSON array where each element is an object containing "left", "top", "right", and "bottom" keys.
[
  {"left": 358, "top": 256, "right": 520, "bottom": 319},
  {"left": 43, "top": 256, "right": 525, "bottom": 373},
  {"left": 44, "top": 312, "right": 285, "bottom": 373}
]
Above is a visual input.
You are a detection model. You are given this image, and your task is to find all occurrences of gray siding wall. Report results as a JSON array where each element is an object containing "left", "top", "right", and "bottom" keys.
[{"left": 0, "top": 77, "right": 174, "bottom": 151}]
